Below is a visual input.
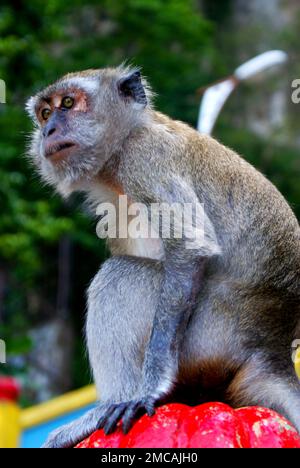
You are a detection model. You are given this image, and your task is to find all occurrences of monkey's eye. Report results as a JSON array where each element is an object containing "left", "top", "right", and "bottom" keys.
[
  {"left": 61, "top": 96, "right": 74, "bottom": 109},
  {"left": 41, "top": 108, "right": 51, "bottom": 121}
]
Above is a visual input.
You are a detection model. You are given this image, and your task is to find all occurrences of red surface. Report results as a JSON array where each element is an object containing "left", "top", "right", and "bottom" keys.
[
  {"left": 0, "top": 376, "right": 20, "bottom": 402},
  {"left": 76, "top": 402, "right": 300, "bottom": 449}
]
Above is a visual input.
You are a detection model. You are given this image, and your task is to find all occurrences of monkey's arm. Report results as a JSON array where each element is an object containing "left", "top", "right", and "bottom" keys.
[
  {"left": 99, "top": 178, "right": 221, "bottom": 434},
  {"left": 140, "top": 244, "right": 208, "bottom": 391}
]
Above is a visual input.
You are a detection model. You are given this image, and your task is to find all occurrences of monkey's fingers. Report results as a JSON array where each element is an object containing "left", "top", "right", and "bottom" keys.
[
  {"left": 122, "top": 397, "right": 156, "bottom": 434},
  {"left": 103, "top": 403, "right": 128, "bottom": 435},
  {"left": 145, "top": 398, "right": 156, "bottom": 417},
  {"left": 121, "top": 401, "right": 141, "bottom": 434},
  {"left": 96, "top": 398, "right": 157, "bottom": 436},
  {"left": 97, "top": 404, "right": 118, "bottom": 430}
]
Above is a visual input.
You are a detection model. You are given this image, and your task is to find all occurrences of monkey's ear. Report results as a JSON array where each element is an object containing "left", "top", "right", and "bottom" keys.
[{"left": 118, "top": 71, "right": 147, "bottom": 107}]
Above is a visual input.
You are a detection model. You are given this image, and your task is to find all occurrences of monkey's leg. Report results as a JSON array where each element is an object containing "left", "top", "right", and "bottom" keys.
[
  {"left": 42, "top": 256, "right": 161, "bottom": 448},
  {"left": 227, "top": 354, "right": 300, "bottom": 434}
]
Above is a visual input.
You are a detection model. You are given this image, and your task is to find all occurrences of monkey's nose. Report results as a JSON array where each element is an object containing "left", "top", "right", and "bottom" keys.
[{"left": 43, "top": 123, "right": 57, "bottom": 138}]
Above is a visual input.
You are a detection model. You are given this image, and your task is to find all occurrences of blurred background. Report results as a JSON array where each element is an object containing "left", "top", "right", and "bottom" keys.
[{"left": 0, "top": 0, "right": 300, "bottom": 408}]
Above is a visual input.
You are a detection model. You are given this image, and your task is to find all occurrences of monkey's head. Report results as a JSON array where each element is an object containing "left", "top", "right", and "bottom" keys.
[{"left": 26, "top": 65, "right": 152, "bottom": 195}]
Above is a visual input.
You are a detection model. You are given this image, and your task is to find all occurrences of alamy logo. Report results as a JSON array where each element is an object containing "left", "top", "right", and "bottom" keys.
[
  {"left": 95, "top": 195, "right": 206, "bottom": 250},
  {"left": 291, "top": 79, "right": 300, "bottom": 104},
  {"left": 0, "top": 339, "right": 6, "bottom": 364},
  {"left": 0, "top": 80, "right": 6, "bottom": 104}
]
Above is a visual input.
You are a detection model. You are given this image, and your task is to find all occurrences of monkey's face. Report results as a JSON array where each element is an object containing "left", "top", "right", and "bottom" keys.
[{"left": 26, "top": 67, "right": 150, "bottom": 194}]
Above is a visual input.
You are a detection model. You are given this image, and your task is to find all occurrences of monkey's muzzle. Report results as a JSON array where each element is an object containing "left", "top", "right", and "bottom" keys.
[{"left": 44, "top": 141, "right": 76, "bottom": 160}]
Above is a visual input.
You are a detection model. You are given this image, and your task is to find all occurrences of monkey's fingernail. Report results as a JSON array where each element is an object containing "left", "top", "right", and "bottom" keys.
[
  {"left": 104, "top": 425, "right": 114, "bottom": 435},
  {"left": 97, "top": 418, "right": 104, "bottom": 429},
  {"left": 98, "top": 414, "right": 110, "bottom": 429},
  {"left": 146, "top": 405, "right": 155, "bottom": 416},
  {"left": 103, "top": 419, "right": 116, "bottom": 435},
  {"left": 103, "top": 404, "right": 127, "bottom": 435},
  {"left": 122, "top": 421, "right": 132, "bottom": 434},
  {"left": 122, "top": 413, "right": 135, "bottom": 434},
  {"left": 97, "top": 405, "right": 116, "bottom": 429}
]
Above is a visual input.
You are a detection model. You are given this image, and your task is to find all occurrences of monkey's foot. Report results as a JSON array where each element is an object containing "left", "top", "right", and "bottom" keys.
[
  {"left": 42, "top": 403, "right": 116, "bottom": 448},
  {"left": 97, "top": 396, "right": 157, "bottom": 435}
]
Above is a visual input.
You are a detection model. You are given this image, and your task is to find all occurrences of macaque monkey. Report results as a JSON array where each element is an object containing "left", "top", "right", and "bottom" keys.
[{"left": 26, "top": 65, "right": 300, "bottom": 448}]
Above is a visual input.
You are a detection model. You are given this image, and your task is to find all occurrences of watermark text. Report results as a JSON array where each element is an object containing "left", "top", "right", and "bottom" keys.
[
  {"left": 0, "top": 80, "right": 5, "bottom": 104},
  {"left": 0, "top": 339, "right": 6, "bottom": 364},
  {"left": 291, "top": 79, "right": 300, "bottom": 104},
  {"left": 95, "top": 195, "right": 206, "bottom": 250}
]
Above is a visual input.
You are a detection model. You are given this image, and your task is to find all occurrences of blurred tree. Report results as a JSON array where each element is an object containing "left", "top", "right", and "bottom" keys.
[{"left": 203, "top": 0, "right": 300, "bottom": 219}]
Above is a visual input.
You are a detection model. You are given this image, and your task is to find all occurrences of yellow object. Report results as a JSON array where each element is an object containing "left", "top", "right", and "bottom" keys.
[
  {"left": 20, "top": 384, "right": 97, "bottom": 429},
  {"left": 295, "top": 347, "right": 300, "bottom": 380},
  {"left": 0, "top": 400, "right": 20, "bottom": 448}
]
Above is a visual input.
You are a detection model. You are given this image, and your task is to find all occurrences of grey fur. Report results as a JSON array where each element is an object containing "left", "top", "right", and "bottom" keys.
[{"left": 26, "top": 65, "right": 300, "bottom": 448}]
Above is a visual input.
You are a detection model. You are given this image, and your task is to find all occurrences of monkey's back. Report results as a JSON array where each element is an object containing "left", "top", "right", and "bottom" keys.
[
  {"left": 142, "top": 112, "right": 300, "bottom": 300},
  {"left": 181, "top": 130, "right": 300, "bottom": 294}
]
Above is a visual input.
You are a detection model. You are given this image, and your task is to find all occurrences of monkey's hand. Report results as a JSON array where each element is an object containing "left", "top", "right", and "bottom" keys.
[{"left": 97, "top": 396, "right": 157, "bottom": 435}]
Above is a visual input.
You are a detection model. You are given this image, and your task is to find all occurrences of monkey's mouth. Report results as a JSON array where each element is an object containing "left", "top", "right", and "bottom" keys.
[{"left": 44, "top": 141, "right": 76, "bottom": 160}]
